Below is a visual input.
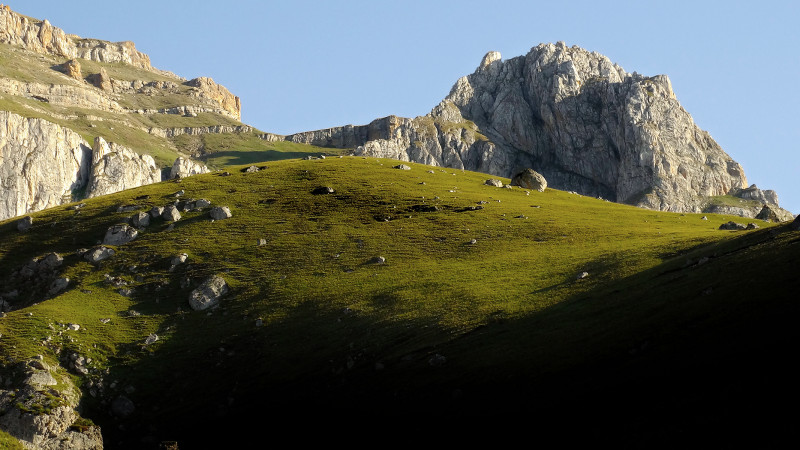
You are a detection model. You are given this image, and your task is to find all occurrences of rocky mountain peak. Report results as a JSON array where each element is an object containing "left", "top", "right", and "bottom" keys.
[{"left": 352, "top": 42, "right": 769, "bottom": 215}]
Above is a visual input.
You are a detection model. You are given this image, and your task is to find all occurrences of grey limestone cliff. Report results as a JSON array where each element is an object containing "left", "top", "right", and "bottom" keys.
[
  {"left": 0, "top": 111, "right": 207, "bottom": 220},
  {"left": 352, "top": 42, "right": 772, "bottom": 214}
]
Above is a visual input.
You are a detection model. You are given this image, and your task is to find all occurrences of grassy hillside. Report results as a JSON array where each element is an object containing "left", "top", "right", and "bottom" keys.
[{"left": 0, "top": 157, "right": 797, "bottom": 447}]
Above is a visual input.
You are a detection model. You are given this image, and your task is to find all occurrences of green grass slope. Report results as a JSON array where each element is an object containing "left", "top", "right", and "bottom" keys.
[{"left": 0, "top": 157, "right": 797, "bottom": 447}]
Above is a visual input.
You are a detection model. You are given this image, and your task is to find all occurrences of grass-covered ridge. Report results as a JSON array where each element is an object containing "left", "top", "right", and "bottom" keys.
[{"left": 0, "top": 157, "right": 797, "bottom": 447}]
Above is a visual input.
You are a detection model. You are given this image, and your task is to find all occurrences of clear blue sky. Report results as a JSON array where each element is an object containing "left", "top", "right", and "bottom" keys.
[{"left": 14, "top": 1, "right": 799, "bottom": 214}]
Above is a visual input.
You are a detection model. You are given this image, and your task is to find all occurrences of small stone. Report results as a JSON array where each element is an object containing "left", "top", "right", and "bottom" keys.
[
  {"left": 144, "top": 334, "right": 159, "bottom": 345},
  {"left": 484, "top": 179, "right": 504, "bottom": 188},
  {"left": 393, "top": 164, "right": 411, "bottom": 170},
  {"left": 576, "top": 271, "right": 589, "bottom": 280},
  {"left": 244, "top": 165, "right": 260, "bottom": 173},
  {"left": 103, "top": 224, "right": 138, "bottom": 246},
  {"left": 85, "top": 246, "right": 116, "bottom": 263},
  {"left": 100, "top": 318, "right": 111, "bottom": 324},
  {"left": 701, "top": 216, "right": 708, "bottom": 220},
  {"left": 367, "top": 256, "right": 386, "bottom": 265},
  {"left": 469, "top": 239, "right": 477, "bottom": 245},
  {"left": 173, "top": 190, "right": 185, "bottom": 197},
  {"left": 67, "top": 323, "right": 80, "bottom": 331},
  {"left": 312, "top": 186, "right": 335, "bottom": 195},
  {"left": 257, "top": 238, "right": 267, "bottom": 246},
  {"left": 171, "top": 253, "right": 188, "bottom": 265},
  {"left": 209, "top": 206, "right": 233, "bottom": 220}
]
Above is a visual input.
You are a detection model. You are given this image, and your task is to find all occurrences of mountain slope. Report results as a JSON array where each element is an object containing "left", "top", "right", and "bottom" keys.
[{"left": 0, "top": 157, "right": 797, "bottom": 447}]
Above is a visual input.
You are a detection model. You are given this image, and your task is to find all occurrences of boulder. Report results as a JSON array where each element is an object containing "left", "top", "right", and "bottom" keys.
[
  {"left": 756, "top": 204, "right": 793, "bottom": 223},
  {"left": 484, "top": 179, "right": 504, "bottom": 188},
  {"left": 48, "top": 277, "right": 69, "bottom": 295},
  {"left": 86, "top": 67, "right": 112, "bottom": 91},
  {"left": 161, "top": 205, "right": 181, "bottom": 222},
  {"left": 312, "top": 186, "right": 335, "bottom": 195},
  {"left": 130, "top": 211, "right": 150, "bottom": 228},
  {"left": 171, "top": 253, "right": 188, "bottom": 266},
  {"left": 368, "top": 256, "right": 386, "bottom": 265},
  {"left": 393, "top": 164, "right": 411, "bottom": 170},
  {"left": 188, "top": 275, "right": 229, "bottom": 311},
  {"left": 149, "top": 206, "right": 165, "bottom": 218},
  {"left": 719, "top": 221, "right": 747, "bottom": 231},
  {"left": 17, "top": 216, "right": 33, "bottom": 232},
  {"left": 209, "top": 206, "right": 232, "bottom": 220},
  {"left": 39, "top": 253, "right": 64, "bottom": 270},
  {"left": 103, "top": 224, "right": 138, "bottom": 246},
  {"left": 511, "top": 169, "right": 548, "bottom": 192},
  {"left": 84, "top": 246, "right": 115, "bottom": 263},
  {"left": 169, "top": 157, "right": 209, "bottom": 179},
  {"left": 194, "top": 199, "right": 211, "bottom": 209}
]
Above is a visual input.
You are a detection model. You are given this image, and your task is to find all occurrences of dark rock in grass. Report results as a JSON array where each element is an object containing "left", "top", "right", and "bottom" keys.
[
  {"left": 39, "top": 253, "right": 64, "bottom": 270},
  {"left": 719, "top": 221, "right": 747, "bottom": 231},
  {"left": 209, "top": 206, "right": 233, "bottom": 220},
  {"left": 149, "top": 206, "right": 165, "bottom": 218},
  {"left": 312, "top": 186, "right": 335, "bottom": 195},
  {"left": 16, "top": 215, "right": 32, "bottom": 232},
  {"left": 130, "top": 212, "right": 150, "bottom": 228},
  {"left": 103, "top": 224, "right": 138, "bottom": 246},
  {"left": 85, "top": 246, "right": 116, "bottom": 263},
  {"left": 171, "top": 253, "right": 188, "bottom": 266},
  {"left": 220, "top": 171, "right": 231, "bottom": 176},
  {"left": 575, "top": 271, "right": 589, "bottom": 280},
  {"left": 173, "top": 189, "right": 185, "bottom": 197},
  {"left": 746, "top": 223, "right": 760, "bottom": 230},
  {"left": 161, "top": 205, "right": 182, "bottom": 222},
  {"left": 393, "top": 164, "right": 411, "bottom": 170},
  {"left": 428, "top": 354, "right": 447, "bottom": 366},
  {"left": 188, "top": 275, "right": 229, "bottom": 311},
  {"left": 511, "top": 168, "right": 548, "bottom": 192},
  {"left": 367, "top": 256, "right": 386, "bottom": 265},
  {"left": 116, "top": 204, "right": 140, "bottom": 213},
  {"left": 111, "top": 395, "right": 136, "bottom": 418},
  {"left": 67, "top": 203, "right": 86, "bottom": 211},
  {"left": 243, "top": 165, "right": 260, "bottom": 173},
  {"left": 701, "top": 216, "right": 708, "bottom": 220},
  {"left": 411, "top": 204, "right": 440, "bottom": 212},
  {"left": 48, "top": 277, "right": 69, "bottom": 295},
  {"left": 484, "top": 179, "right": 503, "bottom": 187},
  {"left": 194, "top": 198, "right": 212, "bottom": 209}
]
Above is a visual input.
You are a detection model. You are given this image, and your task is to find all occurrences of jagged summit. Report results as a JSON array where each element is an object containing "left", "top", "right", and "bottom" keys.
[{"left": 348, "top": 41, "right": 789, "bottom": 216}]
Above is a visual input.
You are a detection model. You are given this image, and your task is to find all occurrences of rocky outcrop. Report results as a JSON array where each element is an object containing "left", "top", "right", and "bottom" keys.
[
  {"left": 0, "top": 359, "right": 103, "bottom": 449},
  {"left": 352, "top": 42, "right": 762, "bottom": 214},
  {"left": 0, "top": 6, "right": 150, "bottom": 69},
  {"left": 511, "top": 169, "right": 547, "bottom": 192},
  {"left": 0, "top": 78, "right": 125, "bottom": 112},
  {"left": 86, "top": 68, "right": 111, "bottom": 91},
  {"left": 185, "top": 77, "right": 241, "bottom": 121},
  {"left": 0, "top": 111, "right": 91, "bottom": 220},
  {"left": 169, "top": 157, "right": 209, "bottom": 179},
  {"left": 86, "top": 137, "right": 160, "bottom": 198},
  {"left": 57, "top": 59, "right": 82, "bottom": 80}
]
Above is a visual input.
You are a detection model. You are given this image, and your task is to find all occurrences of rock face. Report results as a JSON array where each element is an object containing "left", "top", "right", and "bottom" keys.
[
  {"left": 58, "top": 59, "right": 82, "bottom": 80},
  {"left": 169, "top": 157, "right": 210, "bottom": 179},
  {"left": 185, "top": 77, "right": 241, "bottom": 121},
  {"left": 511, "top": 169, "right": 547, "bottom": 192},
  {"left": 86, "top": 137, "right": 161, "bottom": 198},
  {"left": 0, "top": 111, "right": 91, "bottom": 220},
  {"left": 0, "top": 6, "right": 151, "bottom": 69},
  {"left": 352, "top": 42, "right": 765, "bottom": 214}
]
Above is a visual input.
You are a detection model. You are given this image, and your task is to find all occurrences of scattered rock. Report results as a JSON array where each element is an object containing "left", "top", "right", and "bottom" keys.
[
  {"left": 411, "top": 205, "right": 440, "bottom": 212},
  {"left": 220, "top": 171, "right": 231, "bottom": 177},
  {"left": 367, "top": 256, "right": 386, "bottom": 265},
  {"left": 161, "top": 205, "right": 181, "bottom": 222},
  {"left": 130, "top": 211, "right": 150, "bottom": 228},
  {"left": 173, "top": 190, "right": 185, "bottom": 198},
  {"left": 171, "top": 253, "right": 188, "bottom": 266},
  {"left": 84, "top": 246, "right": 116, "bottom": 263},
  {"left": 144, "top": 334, "right": 159, "bottom": 345},
  {"left": 48, "top": 277, "right": 69, "bottom": 295},
  {"left": 149, "top": 206, "right": 165, "bottom": 218},
  {"left": 243, "top": 165, "right": 260, "bottom": 173},
  {"left": 746, "top": 223, "right": 760, "bottom": 230},
  {"left": 194, "top": 199, "right": 212, "bottom": 209},
  {"left": 67, "top": 324, "right": 80, "bottom": 331},
  {"left": 209, "top": 206, "right": 232, "bottom": 220},
  {"left": 576, "top": 271, "right": 589, "bottom": 280},
  {"left": 756, "top": 204, "right": 793, "bottom": 223},
  {"left": 701, "top": 216, "right": 708, "bottom": 220},
  {"left": 103, "top": 224, "right": 138, "bottom": 246},
  {"left": 312, "top": 186, "right": 335, "bottom": 195},
  {"left": 484, "top": 179, "right": 504, "bottom": 187},
  {"left": 99, "top": 318, "right": 111, "bottom": 324},
  {"left": 57, "top": 59, "right": 82, "bottom": 80},
  {"left": 511, "top": 168, "right": 548, "bottom": 192},
  {"left": 719, "top": 221, "right": 747, "bottom": 231},
  {"left": 16, "top": 215, "right": 32, "bottom": 232},
  {"left": 188, "top": 275, "right": 230, "bottom": 311},
  {"left": 257, "top": 238, "right": 267, "bottom": 246},
  {"left": 393, "top": 164, "right": 411, "bottom": 170}
]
